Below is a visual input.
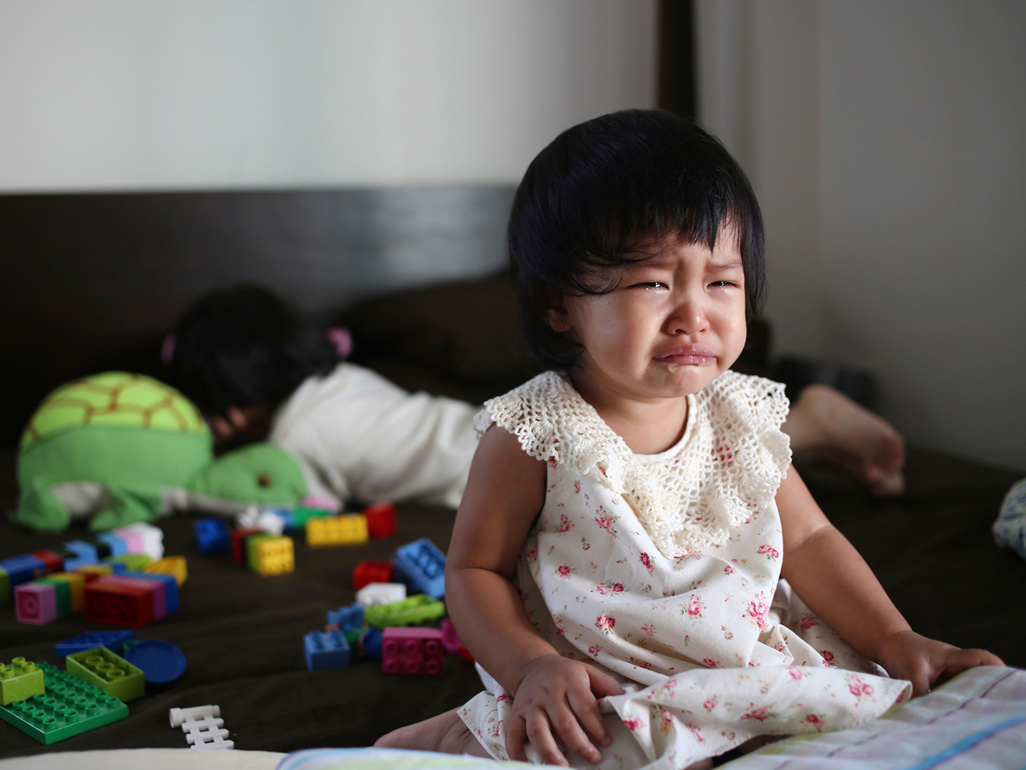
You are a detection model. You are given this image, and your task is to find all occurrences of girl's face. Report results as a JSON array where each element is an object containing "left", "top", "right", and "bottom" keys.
[{"left": 549, "top": 228, "right": 748, "bottom": 410}]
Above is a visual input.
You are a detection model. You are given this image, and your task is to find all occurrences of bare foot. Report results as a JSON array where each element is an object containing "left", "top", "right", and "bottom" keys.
[
  {"left": 374, "top": 709, "right": 489, "bottom": 757},
  {"left": 784, "top": 384, "right": 906, "bottom": 496}
]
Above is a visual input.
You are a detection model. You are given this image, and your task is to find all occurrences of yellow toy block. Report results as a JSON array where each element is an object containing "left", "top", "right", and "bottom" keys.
[
  {"left": 145, "top": 556, "right": 187, "bottom": 587},
  {"left": 307, "top": 514, "right": 369, "bottom": 547},
  {"left": 46, "top": 573, "right": 86, "bottom": 612},
  {"left": 251, "top": 535, "right": 294, "bottom": 576}
]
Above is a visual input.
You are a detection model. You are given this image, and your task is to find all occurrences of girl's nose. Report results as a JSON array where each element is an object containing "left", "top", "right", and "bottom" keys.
[{"left": 667, "top": 293, "right": 708, "bottom": 335}]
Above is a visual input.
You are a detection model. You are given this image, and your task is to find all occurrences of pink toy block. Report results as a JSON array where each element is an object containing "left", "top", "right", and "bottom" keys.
[
  {"left": 15, "top": 582, "right": 59, "bottom": 624},
  {"left": 382, "top": 627, "right": 444, "bottom": 675}
]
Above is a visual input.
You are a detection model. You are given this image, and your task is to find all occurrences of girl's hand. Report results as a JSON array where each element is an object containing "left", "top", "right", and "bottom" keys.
[
  {"left": 876, "top": 629, "right": 1005, "bottom": 697},
  {"left": 506, "top": 653, "right": 624, "bottom": 767}
]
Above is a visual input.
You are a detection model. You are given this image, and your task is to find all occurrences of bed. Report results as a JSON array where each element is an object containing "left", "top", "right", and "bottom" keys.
[{"left": 1, "top": 187, "right": 1023, "bottom": 768}]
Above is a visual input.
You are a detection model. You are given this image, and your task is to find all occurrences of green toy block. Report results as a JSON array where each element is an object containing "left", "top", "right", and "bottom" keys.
[
  {"left": 364, "top": 594, "right": 446, "bottom": 629},
  {"left": 105, "top": 554, "right": 152, "bottom": 571},
  {"left": 66, "top": 646, "right": 145, "bottom": 702},
  {"left": 291, "top": 505, "right": 333, "bottom": 528},
  {"left": 1, "top": 658, "right": 45, "bottom": 706},
  {"left": 0, "top": 662, "right": 128, "bottom": 744},
  {"left": 0, "top": 566, "right": 9, "bottom": 606},
  {"left": 36, "top": 577, "right": 73, "bottom": 618}
]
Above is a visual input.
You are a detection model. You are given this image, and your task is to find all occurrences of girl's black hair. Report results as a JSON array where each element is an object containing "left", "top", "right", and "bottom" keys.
[
  {"left": 508, "top": 109, "right": 766, "bottom": 369},
  {"left": 169, "top": 283, "right": 340, "bottom": 417}
]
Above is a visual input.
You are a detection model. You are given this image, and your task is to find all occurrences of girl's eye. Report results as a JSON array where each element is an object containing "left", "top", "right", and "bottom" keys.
[
  {"left": 709, "top": 281, "right": 738, "bottom": 288},
  {"left": 633, "top": 281, "right": 667, "bottom": 290}
]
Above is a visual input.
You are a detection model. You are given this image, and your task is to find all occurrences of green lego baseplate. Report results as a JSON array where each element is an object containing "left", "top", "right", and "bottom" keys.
[
  {"left": 66, "top": 646, "right": 145, "bottom": 702},
  {"left": 0, "top": 661, "right": 128, "bottom": 744}
]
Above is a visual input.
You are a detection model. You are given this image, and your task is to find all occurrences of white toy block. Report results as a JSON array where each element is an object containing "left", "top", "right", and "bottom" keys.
[
  {"left": 169, "top": 704, "right": 220, "bottom": 727},
  {"left": 356, "top": 582, "right": 407, "bottom": 607}
]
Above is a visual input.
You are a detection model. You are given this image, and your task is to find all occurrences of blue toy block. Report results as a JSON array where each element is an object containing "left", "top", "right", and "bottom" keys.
[
  {"left": 327, "top": 603, "right": 364, "bottom": 633},
  {"left": 56, "top": 630, "right": 136, "bottom": 658},
  {"left": 95, "top": 533, "right": 128, "bottom": 558},
  {"left": 0, "top": 662, "right": 128, "bottom": 744},
  {"left": 304, "top": 630, "right": 351, "bottom": 671},
  {"left": 194, "top": 518, "right": 232, "bottom": 554},
  {"left": 122, "top": 570, "right": 180, "bottom": 614},
  {"left": 393, "top": 538, "right": 446, "bottom": 599},
  {"left": 360, "top": 627, "right": 383, "bottom": 660},
  {"left": 0, "top": 555, "right": 47, "bottom": 591},
  {"left": 62, "top": 541, "right": 99, "bottom": 570}
]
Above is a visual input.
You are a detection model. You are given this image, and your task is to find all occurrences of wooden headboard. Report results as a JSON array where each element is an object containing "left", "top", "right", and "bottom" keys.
[{"left": 0, "top": 185, "right": 515, "bottom": 447}]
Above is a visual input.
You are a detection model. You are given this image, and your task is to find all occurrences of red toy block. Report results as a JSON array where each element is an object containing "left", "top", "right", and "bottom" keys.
[
  {"left": 231, "top": 527, "right": 264, "bottom": 564},
  {"left": 15, "top": 583, "right": 59, "bottom": 624},
  {"left": 83, "top": 578, "right": 155, "bottom": 628},
  {"left": 353, "top": 560, "right": 395, "bottom": 591},
  {"left": 382, "top": 627, "right": 444, "bottom": 675},
  {"left": 31, "top": 550, "right": 64, "bottom": 575},
  {"left": 364, "top": 502, "right": 397, "bottom": 538},
  {"left": 101, "top": 576, "right": 166, "bottom": 620}
]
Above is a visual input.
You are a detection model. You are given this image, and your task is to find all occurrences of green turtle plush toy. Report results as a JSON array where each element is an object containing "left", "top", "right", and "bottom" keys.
[{"left": 13, "top": 371, "right": 308, "bottom": 533}]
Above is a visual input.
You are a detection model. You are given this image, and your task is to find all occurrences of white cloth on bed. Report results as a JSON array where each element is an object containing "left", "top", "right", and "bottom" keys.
[
  {"left": 268, "top": 363, "right": 478, "bottom": 508},
  {"left": 457, "top": 370, "right": 912, "bottom": 769}
]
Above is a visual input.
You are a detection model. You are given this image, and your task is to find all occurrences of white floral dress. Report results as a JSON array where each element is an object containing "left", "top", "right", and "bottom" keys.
[{"left": 457, "top": 370, "right": 911, "bottom": 769}]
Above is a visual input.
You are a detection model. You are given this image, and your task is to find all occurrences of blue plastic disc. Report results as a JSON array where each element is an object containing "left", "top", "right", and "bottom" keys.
[{"left": 123, "top": 639, "right": 187, "bottom": 684}]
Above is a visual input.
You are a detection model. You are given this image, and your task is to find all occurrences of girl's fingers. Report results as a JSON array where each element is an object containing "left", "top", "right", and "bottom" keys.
[
  {"left": 566, "top": 688, "right": 612, "bottom": 753},
  {"left": 524, "top": 711, "right": 570, "bottom": 767}
]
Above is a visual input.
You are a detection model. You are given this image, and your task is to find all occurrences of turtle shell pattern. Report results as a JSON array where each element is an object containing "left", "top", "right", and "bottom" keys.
[{"left": 20, "top": 371, "right": 209, "bottom": 453}]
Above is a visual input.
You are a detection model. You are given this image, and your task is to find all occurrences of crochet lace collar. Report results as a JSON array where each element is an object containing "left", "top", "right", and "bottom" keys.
[{"left": 476, "top": 370, "right": 791, "bottom": 557}]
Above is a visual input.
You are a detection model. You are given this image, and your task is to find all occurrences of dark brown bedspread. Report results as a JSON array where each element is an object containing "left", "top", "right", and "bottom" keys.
[{"left": 1, "top": 445, "right": 1023, "bottom": 759}]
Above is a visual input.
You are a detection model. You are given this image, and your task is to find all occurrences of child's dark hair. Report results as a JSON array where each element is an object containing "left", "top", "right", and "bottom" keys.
[
  {"left": 508, "top": 109, "right": 766, "bottom": 369},
  {"left": 168, "top": 283, "right": 340, "bottom": 417}
]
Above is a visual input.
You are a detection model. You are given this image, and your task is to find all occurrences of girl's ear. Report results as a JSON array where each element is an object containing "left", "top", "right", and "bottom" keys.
[{"left": 546, "top": 300, "right": 573, "bottom": 333}]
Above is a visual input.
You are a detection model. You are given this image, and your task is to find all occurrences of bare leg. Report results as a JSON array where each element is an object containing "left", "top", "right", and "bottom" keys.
[
  {"left": 783, "top": 384, "right": 906, "bottom": 496},
  {"left": 374, "top": 708, "right": 489, "bottom": 758}
]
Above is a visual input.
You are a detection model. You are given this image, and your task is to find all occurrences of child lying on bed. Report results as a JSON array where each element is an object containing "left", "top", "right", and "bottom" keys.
[{"left": 168, "top": 283, "right": 906, "bottom": 510}]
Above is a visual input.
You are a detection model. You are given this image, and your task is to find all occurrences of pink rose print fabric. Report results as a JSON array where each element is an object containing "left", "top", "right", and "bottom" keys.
[{"left": 458, "top": 372, "right": 911, "bottom": 768}]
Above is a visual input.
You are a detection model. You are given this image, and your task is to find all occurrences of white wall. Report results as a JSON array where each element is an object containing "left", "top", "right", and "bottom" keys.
[
  {"left": 697, "top": 0, "right": 1026, "bottom": 472},
  {"left": 0, "top": 0, "right": 657, "bottom": 191}
]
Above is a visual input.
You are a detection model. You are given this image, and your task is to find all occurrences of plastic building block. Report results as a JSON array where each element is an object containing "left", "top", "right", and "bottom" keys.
[
  {"left": 306, "top": 514, "right": 368, "bottom": 546},
  {"left": 111, "top": 522, "right": 165, "bottom": 559},
  {"left": 30, "top": 549, "right": 64, "bottom": 574},
  {"left": 195, "top": 518, "right": 232, "bottom": 555},
  {"left": 247, "top": 534, "right": 294, "bottom": 576},
  {"left": 84, "top": 576, "right": 156, "bottom": 627},
  {"left": 83, "top": 537, "right": 112, "bottom": 560},
  {"left": 353, "top": 560, "right": 394, "bottom": 591},
  {"left": 364, "top": 594, "right": 446, "bottom": 629},
  {"left": 360, "top": 627, "right": 383, "bottom": 660},
  {"left": 170, "top": 704, "right": 220, "bottom": 727},
  {"left": 0, "top": 662, "right": 128, "bottom": 744},
  {"left": 0, "top": 566, "right": 9, "bottom": 606},
  {"left": 356, "top": 582, "right": 406, "bottom": 607},
  {"left": 304, "top": 629, "right": 351, "bottom": 670},
  {"left": 0, "top": 658, "right": 45, "bottom": 705},
  {"left": 74, "top": 564, "right": 115, "bottom": 582},
  {"left": 123, "top": 570, "right": 180, "bottom": 614},
  {"left": 0, "top": 555, "right": 47, "bottom": 591},
  {"left": 393, "top": 538, "right": 446, "bottom": 599},
  {"left": 66, "top": 646, "right": 146, "bottom": 702},
  {"left": 45, "top": 572, "right": 86, "bottom": 612},
  {"left": 441, "top": 619, "right": 475, "bottom": 662},
  {"left": 102, "top": 575, "right": 167, "bottom": 619},
  {"left": 235, "top": 507, "right": 286, "bottom": 536},
  {"left": 61, "top": 540, "right": 99, "bottom": 570},
  {"left": 326, "top": 602, "right": 365, "bottom": 633},
  {"left": 171, "top": 705, "right": 233, "bottom": 749},
  {"left": 95, "top": 532, "right": 128, "bottom": 557},
  {"left": 15, "top": 583, "right": 59, "bottom": 625},
  {"left": 56, "top": 630, "right": 136, "bottom": 658},
  {"left": 382, "top": 627, "right": 444, "bottom": 675},
  {"left": 231, "top": 527, "right": 263, "bottom": 563},
  {"left": 145, "top": 556, "right": 188, "bottom": 587},
  {"left": 290, "top": 505, "right": 334, "bottom": 529},
  {"left": 36, "top": 577, "right": 74, "bottom": 617},
  {"left": 124, "top": 639, "right": 187, "bottom": 685},
  {"left": 364, "top": 502, "right": 397, "bottom": 538},
  {"left": 105, "top": 553, "right": 153, "bottom": 571}
]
